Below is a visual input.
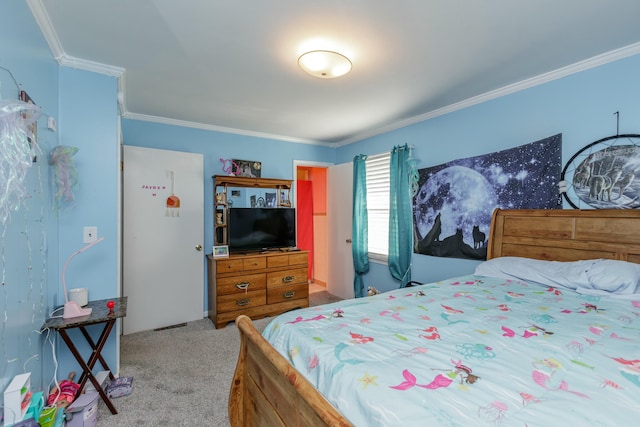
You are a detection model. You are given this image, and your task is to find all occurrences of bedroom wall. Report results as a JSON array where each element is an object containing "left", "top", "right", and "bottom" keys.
[
  {"left": 121, "top": 119, "right": 336, "bottom": 304},
  {"left": 336, "top": 51, "right": 640, "bottom": 291},
  {"left": 56, "top": 67, "right": 121, "bottom": 380},
  {"left": 0, "top": 0, "right": 59, "bottom": 394},
  {"left": 0, "top": 0, "right": 121, "bottom": 394}
]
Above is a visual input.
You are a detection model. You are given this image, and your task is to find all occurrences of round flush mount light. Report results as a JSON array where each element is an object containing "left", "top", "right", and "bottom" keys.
[{"left": 298, "top": 50, "right": 352, "bottom": 79}]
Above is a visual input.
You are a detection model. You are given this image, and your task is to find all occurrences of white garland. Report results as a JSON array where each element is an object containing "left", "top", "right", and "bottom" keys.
[{"left": 0, "top": 99, "right": 41, "bottom": 226}]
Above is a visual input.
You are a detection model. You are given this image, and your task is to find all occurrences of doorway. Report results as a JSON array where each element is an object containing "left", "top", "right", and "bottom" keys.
[
  {"left": 295, "top": 160, "right": 354, "bottom": 299},
  {"left": 294, "top": 162, "right": 329, "bottom": 293},
  {"left": 122, "top": 146, "right": 204, "bottom": 334}
]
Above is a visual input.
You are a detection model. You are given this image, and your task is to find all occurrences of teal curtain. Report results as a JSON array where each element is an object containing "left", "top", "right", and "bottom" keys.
[
  {"left": 352, "top": 154, "right": 369, "bottom": 298},
  {"left": 388, "top": 144, "right": 415, "bottom": 288}
]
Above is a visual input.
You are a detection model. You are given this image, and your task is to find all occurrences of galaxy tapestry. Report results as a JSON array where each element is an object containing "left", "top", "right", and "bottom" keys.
[{"left": 413, "top": 134, "right": 562, "bottom": 260}]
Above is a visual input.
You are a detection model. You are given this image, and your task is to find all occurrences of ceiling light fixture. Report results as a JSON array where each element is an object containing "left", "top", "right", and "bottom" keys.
[{"left": 298, "top": 50, "right": 352, "bottom": 79}]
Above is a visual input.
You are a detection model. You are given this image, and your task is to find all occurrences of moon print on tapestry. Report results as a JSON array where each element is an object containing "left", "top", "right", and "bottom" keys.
[{"left": 413, "top": 134, "right": 562, "bottom": 260}]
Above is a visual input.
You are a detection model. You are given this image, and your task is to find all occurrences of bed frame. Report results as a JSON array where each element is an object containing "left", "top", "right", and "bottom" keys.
[{"left": 228, "top": 209, "right": 640, "bottom": 426}]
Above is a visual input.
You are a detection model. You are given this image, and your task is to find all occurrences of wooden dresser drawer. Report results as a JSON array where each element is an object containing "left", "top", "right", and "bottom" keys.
[
  {"left": 216, "top": 258, "right": 244, "bottom": 274},
  {"left": 267, "top": 283, "right": 308, "bottom": 304},
  {"left": 216, "top": 273, "right": 266, "bottom": 295},
  {"left": 243, "top": 256, "right": 267, "bottom": 271},
  {"left": 217, "top": 289, "right": 266, "bottom": 313},
  {"left": 267, "top": 267, "right": 308, "bottom": 288},
  {"left": 267, "top": 253, "right": 308, "bottom": 269},
  {"left": 267, "top": 254, "right": 289, "bottom": 268},
  {"left": 288, "top": 252, "right": 308, "bottom": 266},
  {"left": 208, "top": 250, "right": 309, "bottom": 329}
]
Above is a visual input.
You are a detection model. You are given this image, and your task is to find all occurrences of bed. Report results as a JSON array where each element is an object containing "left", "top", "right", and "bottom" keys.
[{"left": 229, "top": 208, "right": 640, "bottom": 426}]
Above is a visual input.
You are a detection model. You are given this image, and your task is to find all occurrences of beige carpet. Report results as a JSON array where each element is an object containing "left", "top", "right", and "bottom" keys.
[{"left": 97, "top": 290, "right": 342, "bottom": 426}]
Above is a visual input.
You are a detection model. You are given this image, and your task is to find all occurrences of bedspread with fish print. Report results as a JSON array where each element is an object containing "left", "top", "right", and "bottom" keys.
[{"left": 261, "top": 274, "right": 640, "bottom": 426}]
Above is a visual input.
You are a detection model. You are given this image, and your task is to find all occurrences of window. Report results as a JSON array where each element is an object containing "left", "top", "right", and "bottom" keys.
[{"left": 365, "top": 151, "right": 390, "bottom": 261}]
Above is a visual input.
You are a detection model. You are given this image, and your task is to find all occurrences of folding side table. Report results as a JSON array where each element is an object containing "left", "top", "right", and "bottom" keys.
[{"left": 43, "top": 297, "right": 127, "bottom": 414}]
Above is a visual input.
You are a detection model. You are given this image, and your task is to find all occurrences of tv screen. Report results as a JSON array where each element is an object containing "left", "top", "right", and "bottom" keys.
[{"left": 228, "top": 208, "right": 296, "bottom": 252}]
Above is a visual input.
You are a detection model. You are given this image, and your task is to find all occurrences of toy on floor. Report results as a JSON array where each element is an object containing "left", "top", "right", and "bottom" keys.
[
  {"left": 106, "top": 376, "right": 133, "bottom": 398},
  {"left": 47, "top": 372, "right": 79, "bottom": 408},
  {"left": 367, "top": 286, "right": 381, "bottom": 296}
]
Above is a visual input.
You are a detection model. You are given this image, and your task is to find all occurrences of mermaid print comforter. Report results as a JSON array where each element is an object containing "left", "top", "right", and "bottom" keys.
[{"left": 261, "top": 275, "right": 640, "bottom": 426}]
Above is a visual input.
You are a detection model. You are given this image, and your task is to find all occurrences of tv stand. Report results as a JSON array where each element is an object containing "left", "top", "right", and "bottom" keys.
[
  {"left": 212, "top": 175, "right": 293, "bottom": 246},
  {"left": 207, "top": 250, "right": 309, "bottom": 329}
]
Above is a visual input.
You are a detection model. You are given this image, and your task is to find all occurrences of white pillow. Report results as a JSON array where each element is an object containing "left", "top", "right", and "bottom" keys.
[{"left": 474, "top": 256, "right": 640, "bottom": 295}]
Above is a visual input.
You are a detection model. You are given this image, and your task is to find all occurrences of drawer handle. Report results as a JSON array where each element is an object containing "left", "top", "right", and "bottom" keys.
[
  {"left": 236, "top": 298, "right": 250, "bottom": 306},
  {"left": 236, "top": 282, "right": 250, "bottom": 290},
  {"left": 282, "top": 275, "right": 295, "bottom": 283},
  {"left": 283, "top": 291, "right": 296, "bottom": 298}
]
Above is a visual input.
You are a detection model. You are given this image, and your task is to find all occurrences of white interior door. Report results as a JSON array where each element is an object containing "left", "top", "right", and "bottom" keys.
[
  {"left": 327, "top": 162, "right": 354, "bottom": 299},
  {"left": 123, "top": 146, "right": 204, "bottom": 334}
]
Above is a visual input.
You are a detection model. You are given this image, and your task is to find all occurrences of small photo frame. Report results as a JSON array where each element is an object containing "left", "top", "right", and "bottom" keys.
[
  {"left": 213, "top": 245, "right": 229, "bottom": 258},
  {"left": 232, "top": 159, "right": 262, "bottom": 178}
]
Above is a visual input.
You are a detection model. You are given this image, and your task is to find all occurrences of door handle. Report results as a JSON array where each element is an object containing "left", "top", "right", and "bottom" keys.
[
  {"left": 195, "top": 244, "right": 202, "bottom": 251},
  {"left": 346, "top": 239, "right": 352, "bottom": 243}
]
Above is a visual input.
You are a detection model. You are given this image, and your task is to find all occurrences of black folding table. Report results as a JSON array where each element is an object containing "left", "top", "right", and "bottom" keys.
[{"left": 43, "top": 297, "right": 127, "bottom": 414}]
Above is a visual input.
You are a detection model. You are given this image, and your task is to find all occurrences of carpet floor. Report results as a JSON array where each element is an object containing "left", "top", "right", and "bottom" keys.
[{"left": 97, "top": 290, "right": 342, "bottom": 426}]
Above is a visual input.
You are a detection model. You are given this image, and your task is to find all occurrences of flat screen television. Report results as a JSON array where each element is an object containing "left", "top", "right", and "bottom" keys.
[{"left": 228, "top": 208, "right": 296, "bottom": 253}]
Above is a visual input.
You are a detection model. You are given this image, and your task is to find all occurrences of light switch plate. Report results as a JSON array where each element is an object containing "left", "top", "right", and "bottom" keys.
[{"left": 83, "top": 226, "right": 98, "bottom": 243}]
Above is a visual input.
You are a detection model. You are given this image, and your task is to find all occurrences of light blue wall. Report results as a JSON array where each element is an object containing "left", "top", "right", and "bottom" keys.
[
  {"left": 0, "top": 0, "right": 59, "bottom": 394},
  {"left": 121, "top": 122, "right": 337, "bottom": 248},
  {"left": 1, "top": 1, "right": 120, "bottom": 396},
  {"left": 338, "top": 53, "right": 640, "bottom": 291},
  {"left": 121, "top": 119, "right": 336, "bottom": 304},
  {"left": 56, "top": 67, "right": 120, "bottom": 378}
]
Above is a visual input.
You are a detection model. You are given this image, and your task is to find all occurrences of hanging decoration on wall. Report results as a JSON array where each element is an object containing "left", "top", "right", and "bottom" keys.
[
  {"left": 20, "top": 90, "right": 38, "bottom": 149},
  {"left": 413, "top": 134, "right": 561, "bottom": 260},
  {"left": 0, "top": 99, "right": 41, "bottom": 226},
  {"left": 166, "top": 170, "right": 181, "bottom": 217},
  {"left": 49, "top": 145, "right": 79, "bottom": 212},
  {"left": 220, "top": 158, "right": 238, "bottom": 175},
  {"left": 560, "top": 113, "right": 640, "bottom": 209},
  {"left": 232, "top": 159, "right": 261, "bottom": 177}
]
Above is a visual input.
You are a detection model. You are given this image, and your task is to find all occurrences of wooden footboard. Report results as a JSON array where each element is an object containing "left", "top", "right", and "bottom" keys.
[{"left": 229, "top": 315, "right": 352, "bottom": 427}]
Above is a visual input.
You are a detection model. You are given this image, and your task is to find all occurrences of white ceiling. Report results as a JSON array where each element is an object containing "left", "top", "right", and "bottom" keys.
[{"left": 30, "top": 0, "right": 640, "bottom": 146}]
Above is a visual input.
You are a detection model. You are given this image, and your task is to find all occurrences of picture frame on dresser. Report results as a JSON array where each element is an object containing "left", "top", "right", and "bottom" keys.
[{"left": 213, "top": 245, "right": 229, "bottom": 258}]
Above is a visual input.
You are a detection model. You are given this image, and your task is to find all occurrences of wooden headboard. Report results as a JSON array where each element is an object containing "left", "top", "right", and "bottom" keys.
[{"left": 487, "top": 208, "right": 640, "bottom": 264}]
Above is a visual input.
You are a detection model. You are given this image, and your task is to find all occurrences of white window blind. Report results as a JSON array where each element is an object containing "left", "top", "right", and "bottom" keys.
[{"left": 365, "top": 152, "right": 390, "bottom": 259}]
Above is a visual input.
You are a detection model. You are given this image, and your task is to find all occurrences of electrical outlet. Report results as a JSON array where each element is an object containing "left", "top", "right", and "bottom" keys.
[
  {"left": 83, "top": 226, "right": 98, "bottom": 243},
  {"left": 47, "top": 116, "right": 57, "bottom": 131}
]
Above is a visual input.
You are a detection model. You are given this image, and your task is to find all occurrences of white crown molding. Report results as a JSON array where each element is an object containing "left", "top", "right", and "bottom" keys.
[
  {"left": 27, "top": 0, "right": 640, "bottom": 147},
  {"left": 26, "top": 0, "right": 64, "bottom": 61},
  {"left": 57, "top": 56, "right": 125, "bottom": 77},
  {"left": 27, "top": 0, "right": 125, "bottom": 78},
  {"left": 337, "top": 41, "right": 640, "bottom": 146},
  {"left": 26, "top": 0, "right": 329, "bottom": 146},
  {"left": 122, "top": 112, "right": 335, "bottom": 147}
]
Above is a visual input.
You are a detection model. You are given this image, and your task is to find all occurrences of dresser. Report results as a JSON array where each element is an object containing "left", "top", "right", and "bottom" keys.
[{"left": 208, "top": 250, "right": 309, "bottom": 329}]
